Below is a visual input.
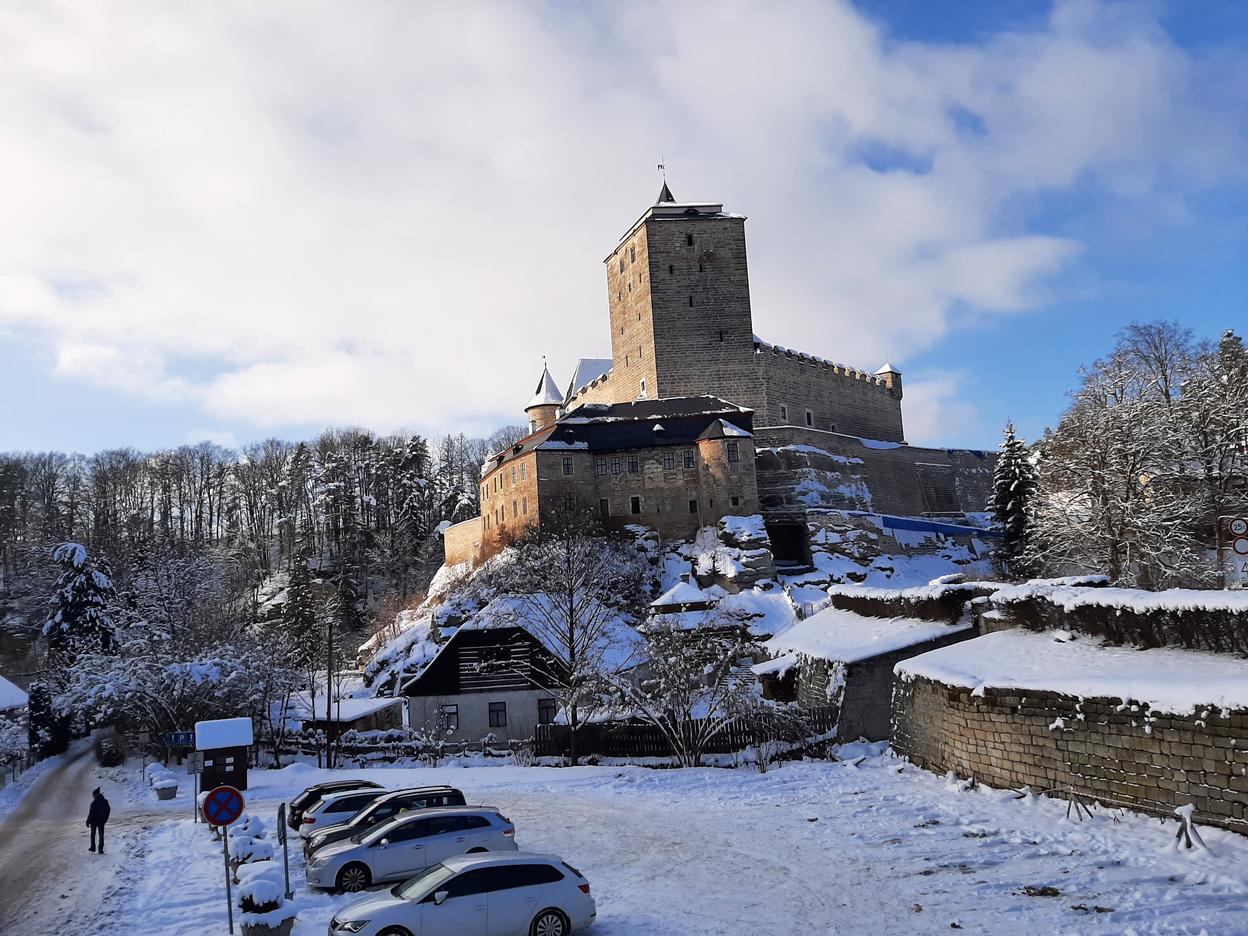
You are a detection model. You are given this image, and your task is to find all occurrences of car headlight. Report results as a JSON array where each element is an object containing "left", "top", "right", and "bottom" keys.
[
  {"left": 337, "top": 922, "right": 368, "bottom": 934},
  {"left": 308, "top": 857, "right": 329, "bottom": 870}
]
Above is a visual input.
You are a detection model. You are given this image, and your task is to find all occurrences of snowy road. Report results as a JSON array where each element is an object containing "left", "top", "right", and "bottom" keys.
[
  {"left": 0, "top": 746, "right": 169, "bottom": 934},
  {"left": 100, "top": 746, "right": 1248, "bottom": 936}
]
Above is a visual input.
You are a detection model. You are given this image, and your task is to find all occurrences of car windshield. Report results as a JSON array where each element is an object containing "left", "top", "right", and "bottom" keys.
[{"left": 394, "top": 864, "right": 456, "bottom": 902}]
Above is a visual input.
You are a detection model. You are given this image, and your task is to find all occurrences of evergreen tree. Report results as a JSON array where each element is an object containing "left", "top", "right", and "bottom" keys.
[
  {"left": 990, "top": 423, "right": 1036, "bottom": 579},
  {"left": 26, "top": 680, "right": 69, "bottom": 758},
  {"left": 42, "top": 542, "right": 117, "bottom": 663}
]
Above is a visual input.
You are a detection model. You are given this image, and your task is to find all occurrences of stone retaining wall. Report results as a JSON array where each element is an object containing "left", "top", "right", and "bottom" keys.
[{"left": 892, "top": 674, "right": 1248, "bottom": 833}]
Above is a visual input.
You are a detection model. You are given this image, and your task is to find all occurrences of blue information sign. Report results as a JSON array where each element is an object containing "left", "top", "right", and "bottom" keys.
[{"left": 166, "top": 731, "right": 195, "bottom": 748}]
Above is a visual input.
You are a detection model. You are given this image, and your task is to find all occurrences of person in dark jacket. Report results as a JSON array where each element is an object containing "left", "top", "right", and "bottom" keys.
[{"left": 87, "top": 787, "right": 110, "bottom": 854}]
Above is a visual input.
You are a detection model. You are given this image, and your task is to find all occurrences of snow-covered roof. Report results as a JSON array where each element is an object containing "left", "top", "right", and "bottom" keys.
[
  {"left": 195, "top": 716, "right": 254, "bottom": 750},
  {"left": 896, "top": 629, "right": 1248, "bottom": 716},
  {"left": 294, "top": 695, "right": 405, "bottom": 722},
  {"left": 0, "top": 675, "right": 28, "bottom": 711},
  {"left": 763, "top": 608, "right": 971, "bottom": 666},
  {"left": 565, "top": 358, "right": 613, "bottom": 401},
  {"left": 875, "top": 362, "right": 901, "bottom": 375},
  {"left": 527, "top": 365, "right": 563, "bottom": 410},
  {"left": 651, "top": 579, "right": 712, "bottom": 608}
]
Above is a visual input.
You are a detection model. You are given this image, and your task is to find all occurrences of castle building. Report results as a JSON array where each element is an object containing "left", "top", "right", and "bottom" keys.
[{"left": 443, "top": 184, "right": 993, "bottom": 567}]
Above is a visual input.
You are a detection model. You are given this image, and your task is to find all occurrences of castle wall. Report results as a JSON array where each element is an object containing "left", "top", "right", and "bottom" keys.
[
  {"left": 479, "top": 450, "right": 540, "bottom": 547},
  {"left": 755, "top": 348, "right": 904, "bottom": 442},
  {"left": 753, "top": 426, "right": 994, "bottom": 518},
  {"left": 604, "top": 223, "right": 658, "bottom": 401},
  {"left": 442, "top": 516, "right": 484, "bottom": 567}
]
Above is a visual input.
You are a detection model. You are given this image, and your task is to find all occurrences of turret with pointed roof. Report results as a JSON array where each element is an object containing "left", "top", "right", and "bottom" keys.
[
  {"left": 524, "top": 363, "right": 563, "bottom": 433},
  {"left": 656, "top": 180, "right": 676, "bottom": 204}
]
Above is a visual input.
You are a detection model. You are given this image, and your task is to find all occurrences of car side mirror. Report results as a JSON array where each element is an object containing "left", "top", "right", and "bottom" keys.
[
  {"left": 377, "top": 838, "right": 389, "bottom": 849},
  {"left": 434, "top": 890, "right": 449, "bottom": 906}
]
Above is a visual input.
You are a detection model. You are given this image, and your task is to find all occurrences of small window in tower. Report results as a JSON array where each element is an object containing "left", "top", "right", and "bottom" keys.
[
  {"left": 688, "top": 498, "right": 698, "bottom": 514},
  {"left": 686, "top": 233, "right": 694, "bottom": 246},
  {"left": 630, "top": 245, "right": 635, "bottom": 263},
  {"left": 638, "top": 346, "right": 643, "bottom": 359},
  {"left": 599, "top": 498, "right": 610, "bottom": 519},
  {"left": 639, "top": 379, "right": 647, "bottom": 399},
  {"left": 621, "top": 325, "right": 624, "bottom": 335},
  {"left": 731, "top": 495, "right": 741, "bottom": 508},
  {"left": 668, "top": 264, "right": 674, "bottom": 275},
  {"left": 780, "top": 404, "right": 788, "bottom": 422},
  {"left": 628, "top": 282, "right": 632, "bottom": 293},
  {"left": 562, "top": 457, "right": 574, "bottom": 476},
  {"left": 630, "top": 496, "right": 641, "bottom": 514},
  {"left": 619, "top": 258, "right": 624, "bottom": 273},
  {"left": 727, "top": 441, "right": 740, "bottom": 463},
  {"left": 718, "top": 329, "right": 724, "bottom": 342},
  {"left": 688, "top": 295, "right": 694, "bottom": 307},
  {"left": 806, "top": 409, "right": 814, "bottom": 427},
  {"left": 625, "top": 354, "right": 629, "bottom": 366},
  {"left": 699, "top": 261, "right": 704, "bottom": 273}
]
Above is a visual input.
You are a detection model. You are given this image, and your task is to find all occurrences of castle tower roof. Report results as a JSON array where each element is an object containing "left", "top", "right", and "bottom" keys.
[
  {"left": 656, "top": 180, "right": 676, "bottom": 204},
  {"left": 875, "top": 362, "right": 901, "bottom": 375},
  {"left": 526, "top": 364, "right": 563, "bottom": 411}
]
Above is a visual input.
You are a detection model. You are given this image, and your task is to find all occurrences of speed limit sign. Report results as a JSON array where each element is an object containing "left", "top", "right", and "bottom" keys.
[{"left": 1231, "top": 517, "right": 1248, "bottom": 538}]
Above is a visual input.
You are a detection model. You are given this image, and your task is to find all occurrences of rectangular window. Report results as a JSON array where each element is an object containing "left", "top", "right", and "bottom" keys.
[
  {"left": 668, "top": 263, "right": 674, "bottom": 275},
  {"left": 686, "top": 233, "right": 694, "bottom": 246},
  {"left": 596, "top": 458, "right": 608, "bottom": 477},
  {"left": 610, "top": 457, "right": 621, "bottom": 475},
  {"left": 806, "top": 410, "right": 814, "bottom": 427},
  {"left": 440, "top": 704, "right": 459, "bottom": 732},
  {"left": 522, "top": 497, "right": 527, "bottom": 516},
  {"left": 511, "top": 466, "right": 517, "bottom": 483},
  {"left": 630, "top": 245, "right": 636, "bottom": 263},
  {"left": 520, "top": 463, "right": 526, "bottom": 480},
  {"left": 730, "top": 495, "right": 740, "bottom": 508},
  {"left": 683, "top": 449, "right": 694, "bottom": 469},
  {"left": 688, "top": 499, "right": 698, "bottom": 514},
  {"left": 619, "top": 258, "right": 624, "bottom": 273},
  {"left": 628, "top": 455, "right": 639, "bottom": 473},
  {"left": 538, "top": 698, "right": 557, "bottom": 725},
  {"left": 727, "top": 441, "right": 740, "bottom": 463},
  {"left": 663, "top": 452, "right": 675, "bottom": 470},
  {"left": 780, "top": 405, "right": 788, "bottom": 422},
  {"left": 639, "top": 379, "right": 647, "bottom": 398},
  {"left": 562, "top": 457, "right": 574, "bottom": 476},
  {"left": 512, "top": 500, "right": 517, "bottom": 518},
  {"left": 599, "top": 498, "right": 610, "bottom": 519},
  {"left": 630, "top": 496, "right": 641, "bottom": 514},
  {"left": 488, "top": 702, "right": 507, "bottom": 728}
]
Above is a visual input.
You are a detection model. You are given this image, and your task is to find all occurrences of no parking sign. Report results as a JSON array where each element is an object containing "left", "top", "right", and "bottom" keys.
[{"left": 204, "top": 785, "right": 245, "bottom": 933}]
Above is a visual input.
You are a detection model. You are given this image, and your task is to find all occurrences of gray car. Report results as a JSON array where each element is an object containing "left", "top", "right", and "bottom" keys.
[{"left": 305, "top": 807, "right": 518, "bottom": 893}]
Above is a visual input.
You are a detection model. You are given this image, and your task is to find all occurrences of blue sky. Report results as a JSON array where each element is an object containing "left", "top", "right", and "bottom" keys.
[{"left": 1, "top": 0, "right": 1245, "bottom": 454}]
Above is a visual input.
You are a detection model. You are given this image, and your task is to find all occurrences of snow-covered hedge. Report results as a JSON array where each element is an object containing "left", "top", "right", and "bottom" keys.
[{"left": 826, "top": 575, "right": 998, "bottom": 624}]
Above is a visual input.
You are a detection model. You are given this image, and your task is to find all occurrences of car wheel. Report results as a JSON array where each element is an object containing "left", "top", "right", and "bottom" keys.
[
  {"left": 378, "top": 929, "right": 413, "bottom": 936},
  {"left": 336, "top": 863, "right": 371, "bottom": 893},
  {"left": 531, "top": 908, "right": 570, "bottom": 936}
]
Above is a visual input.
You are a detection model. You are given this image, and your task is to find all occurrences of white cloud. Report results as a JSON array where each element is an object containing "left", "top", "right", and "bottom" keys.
[
  {"left": 901, "top": 372, "right": 986, "bottom": 448},
  {"left": 186, "top": 428, "right": 241, "bottom": 451},
  {"left": 0, "top": 0, "right": 1241, "bottom": 441}
]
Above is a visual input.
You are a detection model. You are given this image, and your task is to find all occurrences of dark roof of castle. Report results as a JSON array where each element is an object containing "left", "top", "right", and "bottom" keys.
[
  {"left": 483, "top": 396, "right": 753, "bottom": 477},
  {"left": 656, "top": 181, "right": 676, "bottom": 204}
]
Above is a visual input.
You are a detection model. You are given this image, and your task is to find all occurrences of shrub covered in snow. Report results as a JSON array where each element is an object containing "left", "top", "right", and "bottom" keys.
[
  {"left": 827, "top": 577, "right": 997, "bottom": 624},
  {"left": 237, "top": 874, "right": 297, "bottom": 932}
]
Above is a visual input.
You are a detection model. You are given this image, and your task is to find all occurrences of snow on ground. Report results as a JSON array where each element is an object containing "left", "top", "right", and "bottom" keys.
[
  {"left": 897, "top": 629, "right": 1248, "bottom": 716},
  {"left": 105, "top": 747, "right": 1248, "bottom": 935}
]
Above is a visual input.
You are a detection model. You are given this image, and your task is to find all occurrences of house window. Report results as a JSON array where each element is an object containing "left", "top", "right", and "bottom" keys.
[
  {"left": 688, "top": 499, "right": 698, "bottom": 514},
  {"left": 538, "top": 698, "right": 557, "bottom": 725},
  {"left": 610, "top": 457, "right": 621, "bottom": 475},
  {"left": 522, "top": 497, "right": 527, "bottom": 516},
  {"left": 596, "top": 458, "right": 608, "bottom": 476},
  {"left": 630, "top": 245, "right": 636, "bottom": 263},
  {"left": 512, "top": 500, "right": 518, "bottom": 518},
  {"left": 562, "top": 457, "right": 574, "bottom": 476},
  {"left": 599, "top": 498, "right": 610, "bottom": 519},
  {"left": 663, "top": 452, "right": 675, "bottom": 470},
  {"left": 520, "top": 464, "right": 526, "bottom": 480},
  {"left": 440, "top": 704, "right": 459, "bottom": 732},
  {"left": 727, "top": 441, "right": 740, "bottom": 463},
  {"left": 511, "top": 466, "right": 517, "bottom": 483},
  {"left": 630, "top": 496, "right": 641, "bottom": 514},
  {"left": 683, "top": 449, "right": 694, "bottom": 469},
  {"left": 488, "top": 702, "right": 507, "bottom": 728},
  {"left": 686, "top": 233, "right": 694, "bottom": 246},
  {"left": 730, "top": 495, "right": 740, "bottom": 508},
  {"left": 780, "top": 404, "right": 788, "bottom": 422},
  {"left": 806, "top": 410, "right": 814, "bottom": 427},
  {"left": 639, "top": 379, "right": 647, "bottom": 398},
  {"left": 628, "top": 455, "right": 639, "bottom": 473}
]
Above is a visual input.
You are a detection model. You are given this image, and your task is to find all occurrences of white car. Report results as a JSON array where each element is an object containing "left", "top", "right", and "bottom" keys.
[
  {"left": 301, "top": 788, "right": 390, "bottom": 839},
  {"left": 327, "top": 852, "right": 597, "bottom": 936},
  {"left": 306, "top": 807, "right": 517, "bottom": 892}
]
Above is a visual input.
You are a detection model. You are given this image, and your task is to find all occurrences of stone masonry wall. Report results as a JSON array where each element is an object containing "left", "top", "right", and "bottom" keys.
[
  {"left": 892, "top": 675, "right": 1248, "bottom": 833},
  {"left": 756, "top": 348, "right": 904, "bottom": 442},
  {"left": 443, "top": 517, "right": 484, "bottom": 567}
]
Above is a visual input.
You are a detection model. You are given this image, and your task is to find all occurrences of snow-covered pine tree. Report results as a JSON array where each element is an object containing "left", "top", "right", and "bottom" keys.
[
  {"left": 990, "top": 422, "right": 1036, "bottom": 579},
  {"left": 42, "top": 542, "right": 117, "bottom": 663}
]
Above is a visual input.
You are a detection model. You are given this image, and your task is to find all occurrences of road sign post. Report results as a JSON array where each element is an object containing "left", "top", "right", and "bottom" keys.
[
  {"left": 204, "top": 785, "right": 245, "bottom": 935},
  {"left": 1219, "top": 516, "right": 1248, "bottom": 590},
  {"left": 277, "top": 803, "right": 293, "bottom": 900},
  {"left": 186, "top": 752, "right": 204, "bottom": 822}
]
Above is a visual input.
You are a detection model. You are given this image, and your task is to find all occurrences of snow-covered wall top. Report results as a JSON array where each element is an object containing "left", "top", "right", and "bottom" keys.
[
  {"left": 195, "top": 716, "right": 254, "bottom": 750},
  {"left": 896, "top": 629, "right": 1248, "bottom": 717},
  {"left": 764, "top": 608, "right": 972, "bottom": 666}
]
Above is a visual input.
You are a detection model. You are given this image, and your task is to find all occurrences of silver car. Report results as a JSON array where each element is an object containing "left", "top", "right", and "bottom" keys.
[
  {"left": 300, "top": 788, "right": 389, "bottom": 839},
  {"left": 306, "top": 807, "right": 517, "bottom": 893},
  {"left": 327, "top": 851, "right": 597, "bottom": 936}
]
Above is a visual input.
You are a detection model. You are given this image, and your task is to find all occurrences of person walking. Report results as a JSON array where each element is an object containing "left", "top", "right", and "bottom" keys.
[{"left": 86, "top": 787, "right": 110, "bottom": 854}]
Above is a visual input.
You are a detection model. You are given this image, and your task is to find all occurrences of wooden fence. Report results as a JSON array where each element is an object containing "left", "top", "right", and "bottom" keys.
[{"left": 533, "top": 707, "right": 838, "bottom": 761}]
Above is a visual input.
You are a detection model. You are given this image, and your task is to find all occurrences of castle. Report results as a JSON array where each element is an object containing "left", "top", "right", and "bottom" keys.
[{"left": 444, "top": 184, "right": 993, "bottom": 566}]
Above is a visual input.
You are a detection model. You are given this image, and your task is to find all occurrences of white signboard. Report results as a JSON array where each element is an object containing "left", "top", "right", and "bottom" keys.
[{"left": 194, "top": 717, "right": 254, "bottom": 751}]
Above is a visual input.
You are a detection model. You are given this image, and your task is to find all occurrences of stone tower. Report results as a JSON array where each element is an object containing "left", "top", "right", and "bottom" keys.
[
  {"left": 525, "top": 364, "right": 562, "bottom": 433},
  {"left": 603, "top": 184, "right": 762, "bottom": 407}
]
